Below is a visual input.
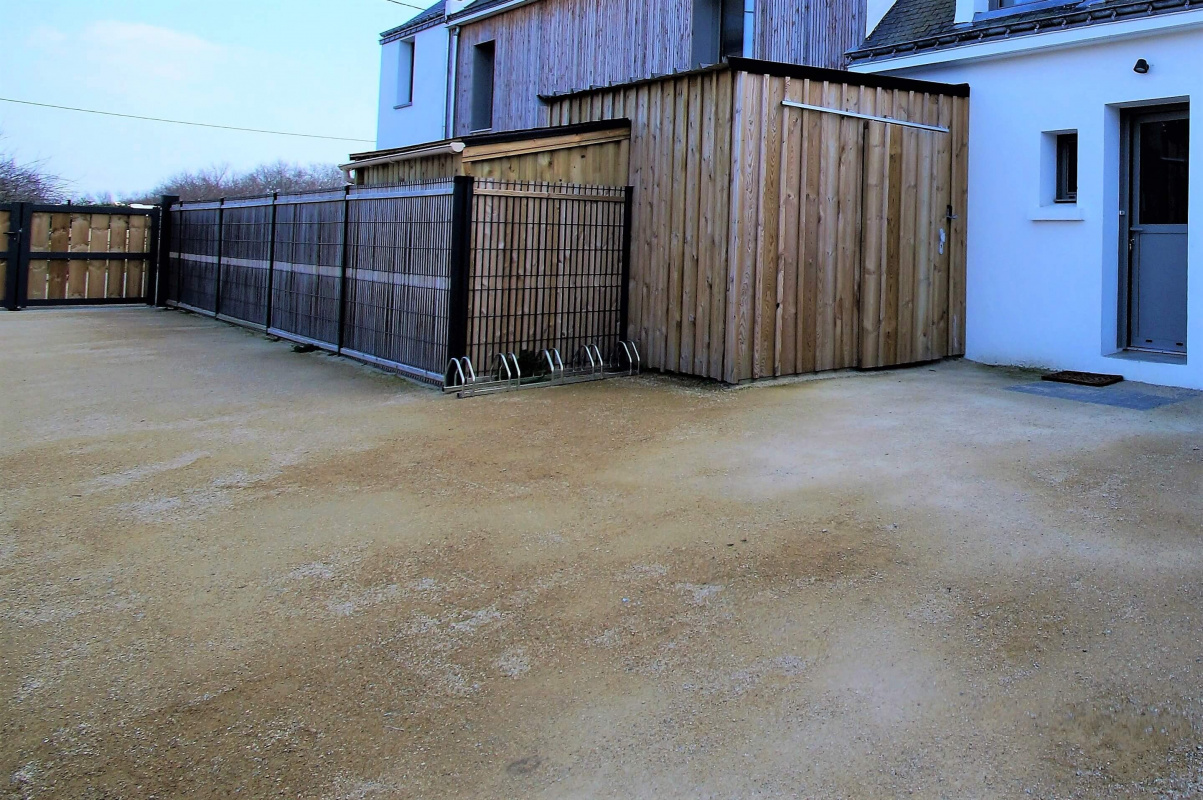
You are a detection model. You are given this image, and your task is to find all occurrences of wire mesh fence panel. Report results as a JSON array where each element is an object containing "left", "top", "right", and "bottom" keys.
[
  {"left": 168, "top": 206, "right": 222, "bottom": 312},
  {"left": 270, "top": 195, "right": 345, "bottom": 348},
  {"left": 343, "top": 186, "right": 455, "bottom": 382},
  {"left": 217, "top": 201, "right": 273, "bottom": 327},
  {"left": 466, "top": 181, "right": 628, "bottom": 368},
  {"left": 159, "top": 178, "right": 629, "bottom": 386}
]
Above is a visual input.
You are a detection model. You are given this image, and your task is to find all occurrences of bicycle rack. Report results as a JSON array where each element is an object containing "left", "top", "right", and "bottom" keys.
[{"left": 444, "top": 340, "right": 642, "bottom": 398}]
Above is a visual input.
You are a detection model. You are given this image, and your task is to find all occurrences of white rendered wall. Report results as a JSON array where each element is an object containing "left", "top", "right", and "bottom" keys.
[
  {"left": 880, "top": 26, "right": 1203, "bottom": 389},
  {"left": 376, "top": 25, "right": 450, "bottom": 149}
]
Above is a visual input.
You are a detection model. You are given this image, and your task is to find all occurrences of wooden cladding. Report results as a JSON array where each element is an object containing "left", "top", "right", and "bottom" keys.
[
  {"left": 453, "top": 0, "right": 867, "bottom": 137},
  {"left": 456, "top": 0, "right": 692, "bottom": 136},
  {"left": 357, "top": 154, "right": 461, "bottom": 186},
  {"left": 755, "top": 0, "right": 868, "bottom": 69},
  {"left": 23, "top": 211, "right": 153, "bottom": 302},
  {"left": 355, "top": 129, "right": 631, "bottom": 189},
  {"left": 547, "top": 68, "right": 969, "bottom": 383}
]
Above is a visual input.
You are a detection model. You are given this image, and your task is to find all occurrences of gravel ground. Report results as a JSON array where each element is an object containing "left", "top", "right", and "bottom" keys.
[{"left": 2, "top": 307, "right": 1203, "bottom": 800}]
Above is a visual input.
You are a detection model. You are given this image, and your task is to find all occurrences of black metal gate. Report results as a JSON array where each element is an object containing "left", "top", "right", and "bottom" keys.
[{"left": 2, "top": 202, "right": 162, "bottom": 311}]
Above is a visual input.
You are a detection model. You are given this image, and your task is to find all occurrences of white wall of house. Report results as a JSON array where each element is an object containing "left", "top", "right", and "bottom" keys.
[
  {"left": 859, "top": 21, "right": 1203, "bottom": 389},
  {"left": 376, "top": 24, "right": 450, "bottom": 150}
]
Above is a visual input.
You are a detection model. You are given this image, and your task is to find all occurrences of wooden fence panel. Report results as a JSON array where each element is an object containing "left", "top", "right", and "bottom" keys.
[
  {"left": 7, "top": 210, "right": 155, "bottom": 303},
  {"left": 546, "top": 70, "right": 738, "bottom": 380},
  {"left": 26, "top": 212, "right": 50, "bottom": 301},
  {"left": 547, "top": 67, "right": 969, "bottom": 383},
  {"left": 47, "top": 214, "right": 71, "bottom": 300}
]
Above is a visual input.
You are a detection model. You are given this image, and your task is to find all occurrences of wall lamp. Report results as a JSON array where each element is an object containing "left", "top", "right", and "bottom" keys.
[{"left": 1134, "top": 59, "right": 1150, "bottom": 74}]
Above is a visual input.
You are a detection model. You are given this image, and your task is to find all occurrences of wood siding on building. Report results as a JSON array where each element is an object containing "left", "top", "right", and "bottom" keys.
[
  {"left": 756, "top": 0, "right": 867, "bottom": 68},
  {"left": 453, "top": 0, "right": 867, "bottom": 137},
  {"left": 547, "top": 68, "right": 969, "bottom": 383}
]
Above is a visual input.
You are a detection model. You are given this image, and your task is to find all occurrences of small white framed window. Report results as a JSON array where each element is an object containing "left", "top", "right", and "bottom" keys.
[
  {"left": 1039, "top": 129, "right": 1079, "bottom": 208},
  {"left": 396, "top": 38, "right": 415, "bottom": 108}
]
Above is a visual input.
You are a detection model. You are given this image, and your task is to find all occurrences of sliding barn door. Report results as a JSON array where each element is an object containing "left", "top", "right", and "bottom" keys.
[{"left": 859, "top": 94, "right": 957, "bottom": 369}]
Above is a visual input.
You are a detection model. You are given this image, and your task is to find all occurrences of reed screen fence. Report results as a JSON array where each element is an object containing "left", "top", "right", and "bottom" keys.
[{"left": 164, "top": 178, "right": 632, "bottom": 385}]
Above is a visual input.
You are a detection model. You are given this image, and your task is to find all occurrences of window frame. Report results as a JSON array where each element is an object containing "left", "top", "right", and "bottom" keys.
[
  {"left": 1055, "top": 132, "right": 1079, "bottom": 204},
  {"left": 470, "top": 40, "right": 496, "bottom": 132},
  {"left": 394, "top": 37, "right": 415, "bottom": 109}
]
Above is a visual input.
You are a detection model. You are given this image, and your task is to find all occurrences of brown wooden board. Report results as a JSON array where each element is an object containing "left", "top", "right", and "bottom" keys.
[{"left": 543, "top": 66, "right": 969, "bottom": 383}]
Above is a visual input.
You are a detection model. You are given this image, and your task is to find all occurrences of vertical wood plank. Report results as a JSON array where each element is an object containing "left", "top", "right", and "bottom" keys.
[
  {"left": 666, "top": 78, "right": 688, "bottom": 371},
  {"left": 778, "top": 77, "right": 803, "bottom": 376},
  {"left": 681, "top": 75, "right": 702, "bottom": 374}
]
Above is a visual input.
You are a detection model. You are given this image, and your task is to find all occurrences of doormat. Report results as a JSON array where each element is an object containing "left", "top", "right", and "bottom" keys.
[
  {"left": 1008, "top": 381, "right": 1199, "bottom": 410},
  {"left": 1041, "top": 370, "right": 1124, "bottom": 387}
]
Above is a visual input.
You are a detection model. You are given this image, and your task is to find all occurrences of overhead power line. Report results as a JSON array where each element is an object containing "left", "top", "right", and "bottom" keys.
[
  {"left": 383, "top": 0, "right": 429, "bottom": 10},
  {"left": 0, "top": 97, "right": 375, "bottom": 144}
]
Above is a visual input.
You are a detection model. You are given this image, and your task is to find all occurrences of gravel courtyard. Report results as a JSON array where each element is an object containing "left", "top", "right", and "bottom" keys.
[{"left": 2, "top": 308, "right": 1202, "bottom": 799}]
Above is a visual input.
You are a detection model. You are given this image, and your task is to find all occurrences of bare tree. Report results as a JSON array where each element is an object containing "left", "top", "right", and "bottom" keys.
[
  {"left": 140, "top": 161, "right": 344, "bottom": 202},
  {"left": 0, "top": 136, "right": 68, "bottom": 203}
]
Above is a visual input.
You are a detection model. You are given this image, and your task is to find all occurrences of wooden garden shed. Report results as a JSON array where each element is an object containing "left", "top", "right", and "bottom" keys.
[
  {"left": 542, "top": 58, "right": 971, "bottom": 383},
  {"left": 343, "top": 120, "right": 631, "bottom": 187}
]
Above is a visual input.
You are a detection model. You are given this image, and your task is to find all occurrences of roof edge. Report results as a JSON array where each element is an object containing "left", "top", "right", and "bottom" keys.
[
  {"left": 729, "top": 58, "right": 971, "bottom": 97},
  {"left": 538, "top": 62, "right": 733, "bottom": 103},
  {"left": 380, "top": 2, "right": 447, "bottom": 44},
  {"left": 462, "top": 118, "right": 631, "bottom": 147},
  {"left": 348, "top": 120, "right": 633, "bottom": 162},
  {"left": 539, "top": 59, "right": 969, "bottom": 103},
  {"left": 848, "top": 0, "right": 1203, "bottom": 63}
]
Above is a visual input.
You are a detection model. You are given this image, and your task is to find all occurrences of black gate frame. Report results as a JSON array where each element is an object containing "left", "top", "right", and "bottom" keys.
[{"left": 2, "top": 200, "right": 166, "bottom": 311}]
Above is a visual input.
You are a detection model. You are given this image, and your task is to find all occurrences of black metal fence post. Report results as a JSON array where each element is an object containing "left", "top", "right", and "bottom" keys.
[
  {"left": 446, "top": 175, "right": 475, "bottom": 361},
  {"left": 150, "top": 194, "right": 178, "bottom": 307},
  {"left": 265, "top": 191, "right": 278, "bottom": 329},
  {"left": 619, "top": 185, "right": 635, "bottom": 341},
  {"left": 3, "top": 202, "right": 25, "bottom": 311},
  {"left": 12, "top": 204, "right": 32, "bottom": 311},
  {"left": 336, "top": 185, "right": 351, "bottom": 353}
]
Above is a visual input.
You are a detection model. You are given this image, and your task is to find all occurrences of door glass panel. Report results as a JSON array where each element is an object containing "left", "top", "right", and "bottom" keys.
[{"left": 1138, "top": 118, "right": 1189, "bottom": 225}]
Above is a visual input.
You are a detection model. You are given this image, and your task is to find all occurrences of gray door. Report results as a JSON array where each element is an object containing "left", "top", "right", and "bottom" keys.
[{"left": 1128, "top": 110, "right": 1189, "bottom": 354}]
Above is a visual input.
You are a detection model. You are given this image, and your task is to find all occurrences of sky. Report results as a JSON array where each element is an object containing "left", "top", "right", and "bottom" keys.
[{"left": 0, "top": 0, "right": 418, "bottom": 198}]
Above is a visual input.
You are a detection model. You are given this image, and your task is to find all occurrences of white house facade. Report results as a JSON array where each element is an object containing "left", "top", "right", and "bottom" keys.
[
  {"left": 377, "top": 2, "right": 453, "bottom": 149},
  {"left": 851, "top": 0, "right": 1203, "bottom": 389}
]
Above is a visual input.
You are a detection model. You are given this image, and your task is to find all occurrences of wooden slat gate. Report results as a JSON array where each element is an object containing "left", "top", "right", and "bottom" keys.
[{"left": 2, "top": 203, "right": 161, "bottom": 311}]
